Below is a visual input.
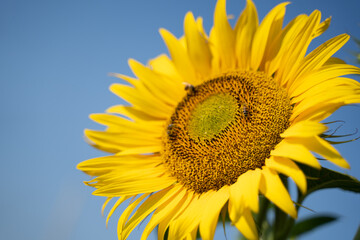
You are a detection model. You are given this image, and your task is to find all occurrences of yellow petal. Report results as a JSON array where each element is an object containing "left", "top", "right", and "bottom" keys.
[
  {"left": 271, "top": 139, "right": 321, "bottom": 169},
  {"left": 141, "top": 186, "right": 187, "bottom": 240},
  {"left": 128, "top": 59, "right": 184, "bottom": 105},
  {"left": 116, "top": 146, "right": 162, "bottom": 155},
  {"left": 102, "top": 197, "right": 112, "bottom": 216},
  {"left": 288, "top": 64, "right": 360, "bottom": 97},
  {"left": 121, "top": 186, "right": 182, "bottom": 240},
  {"left": 259, "top": 166, "right": 297, "bottom": 218},
  {"left": 159, "top": 28, "right": 199, "bottom": 85},
  {"left": 234, "top": 207, "right": 258, "bottom": 240},
  {"left": 185, "top": 227, "right": 198, "bottom": 240},
  {"left": 89, "top": 113, "right": 163, "bottom": 134},
  {"left": 208, "top": 28, "right": 221, "bottom": 74},
  {"left": 291, "top": 86, "right": 360, "bottom": 122},
  {"left": 93, "top": 171, "right": 175, "bottom": 197},
  {"left": 110, "top": 83, "right": 173, "bottom": 118},
  {"left": 251, "top": 2, "right": 289, "bottom": 71},
  {"left": 212, "top": 0, "right": 236, "bottom": 69},
  {"left": 106, "top": 196, "right": 131, "bottom": 227},
  {"left": 277, "top": 10, "right": 321, "bottom": 86},
  {"left": 264, "top": 14, "right": 308, "bottom": 76},
  {"left": 234, "top": 0, "right": 258, "bottom": 70},
  {"left": 196, "top": 17, "right": 208, "bottom": 38},
  {"left": 292, "top": 102, "right": 345, "bottom": 124},
  {"left": 158, "top": 191, "right": 194, "bottom": 240},
  {"left": 291, "top": 72, "right": 360, "bottom": 105},
  {"left": 324, "top": 57, "right": 346, "bottom": 65},
  {"left": 93, "top": 164, "right": 167, "bottom": 183},
  {"left": 117, "top": 194, "right": 149, "bottom": 239},
  {"left": 234, "top": 0, "right": 258, "bottom": 33},
  {"left": 148, "top": 54, "right": 182, "bottom": 82},
  {"left": 184, "top": 12, "right": 212, "bottom": 78},
  {"left": 77, "top": 154, "right": 160, "bottom": 176},
  {"left": 291, "top": 78, "right": 360, "bottom": 122},
  {"left": 199, "top": 187, "right": 229, "bottom": 240},
  {"left": 294, "top": 34, "right": 349, "bottom": 83},
  {"left": 280, "top": 121, "right": 327, "bottom": 138},
  {"left": 291, "top": 77, "right": 360, "bottom": 104},
  {"left": 296, "top": 136, "right": 350, "bottom": 169},
  {"left": 106, "top": 105, "right": 163, "bottom": 121},
  {"left": 229, "top": 169, "right": 261, "bottom": 221},
  {"left": 313, "top": 17, "right": 331, "bottom": 38},
  {"left": 167, "top": 193, "right": 205, "bottom": 239},
  {"left": 84, "top": 129, "right": 161, "bottom": 153},
  {"left": 266, "top": 157, "right": 307, "bottom": 193}
]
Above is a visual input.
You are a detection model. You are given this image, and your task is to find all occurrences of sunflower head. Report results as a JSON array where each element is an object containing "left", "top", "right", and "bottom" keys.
[
  {"left": 78, "top": 0, "right": 360, "bottom": 239},
  {"left": 162, "top": 71, "right": 293, "bottom": 194}
]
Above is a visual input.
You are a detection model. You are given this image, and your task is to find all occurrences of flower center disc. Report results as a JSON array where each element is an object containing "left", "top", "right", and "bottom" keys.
[{"left": 162, "top": 71, "right": 292, "bottom": 194}]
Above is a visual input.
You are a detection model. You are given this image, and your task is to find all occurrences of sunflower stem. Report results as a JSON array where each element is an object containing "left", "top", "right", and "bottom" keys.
[
  {"left": 256, "top": 196, "right": 270, "bottom": 237},
  {"left": 273, "top": 176, "right": 290, "bottom": 239},
  {"left": 274, "top": 208, "right": 289, "bottom": 239},
  {"left": 277, "top": 218, "right": 296, "bottom": 240},
  {"left": 276, "top": 188, "right": 305, "bottom": 240}
]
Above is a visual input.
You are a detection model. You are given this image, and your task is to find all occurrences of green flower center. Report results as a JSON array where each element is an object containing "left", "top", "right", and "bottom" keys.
[
  {"left": 188, "top": 93, "right": 238, "bottom": 141},
  {"left": 162, "top": 71, "right": 292, "bottom": 194}
]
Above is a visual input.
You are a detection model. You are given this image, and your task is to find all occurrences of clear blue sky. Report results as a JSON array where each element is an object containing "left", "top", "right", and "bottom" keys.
[{"left": 1, "top": 0, "right": 359, "bottom": 239}]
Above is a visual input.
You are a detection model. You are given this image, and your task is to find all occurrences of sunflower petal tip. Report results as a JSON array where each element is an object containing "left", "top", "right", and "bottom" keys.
[
  {"left": 184, "top": 11, "right": 194, "bottom": 19},
  {"left": 340, "top": 160, "right": 351, "bottom": 169},
  {"left": 128, "top": 58, "right": 142, "bottom": 71},
  {"left": 278, "top": 1, "right": 291, "bottom": 8},
  {"left": 109, "top": 83, "right": 116, "bottom": 90},
  {"left": 158, "top": 28, "right": 167, "bottom": 36},
  {"left": 76, "top": 162, "right": 84, "bottom": 170},
  {"left": 292, "top": 210, "right": 298, "bottom": 219},
  {"left": 214, "top": 0, "right": 227, "bottom": 17},
  {"left": 299, "top": 182, "right": 307, "bottom": 194}
]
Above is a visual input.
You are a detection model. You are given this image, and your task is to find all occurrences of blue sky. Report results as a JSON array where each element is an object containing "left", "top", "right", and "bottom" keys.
[{"left": 1, "top": 0, "right": 359, "bottom": 239}]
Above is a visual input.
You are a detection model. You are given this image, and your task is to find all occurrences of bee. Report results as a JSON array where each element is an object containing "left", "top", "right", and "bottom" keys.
[
  {"left": 242, "top": 103, "right": 249, "bottom": 117},
  {"left": 167, "top": 123, "right": 173, "bottom": 134},
  {"left": 183, "top": 83, "right": 196, "bottom": 95},
  {"left": 167, "top": 124, "right": 176, "bottom": 138}
]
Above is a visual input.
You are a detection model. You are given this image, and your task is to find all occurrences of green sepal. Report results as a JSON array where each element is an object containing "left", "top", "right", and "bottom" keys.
[
  {"left": 289, "top": 215, "right": 338, "bottom": 238},
  {"left": 297, "top": 163, "right": 360, "bottom": 197},
  {"left": 324, "top": 138, "right": 360, "bottom": 145}
]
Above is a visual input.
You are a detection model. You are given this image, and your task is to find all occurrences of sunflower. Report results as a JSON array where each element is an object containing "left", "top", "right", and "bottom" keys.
[{"left": 77, "top": 0, "right": 360, "bottom": 239}]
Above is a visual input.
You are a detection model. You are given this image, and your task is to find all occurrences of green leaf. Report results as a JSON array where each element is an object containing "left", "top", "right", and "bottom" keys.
[
  {"left": 297, "top": 164, "right": 360, "bottom": 197},
  {"left": 289, "top": 215, "right": 338, "bottom": 238},
  {"left": 354, "top": 225, "right": 360, "bottom": 240}
]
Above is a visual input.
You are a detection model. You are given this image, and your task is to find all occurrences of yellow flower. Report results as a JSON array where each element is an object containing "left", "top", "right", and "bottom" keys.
[{"left": 78, "top": 0, "right": 360, "bottom": 239}]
